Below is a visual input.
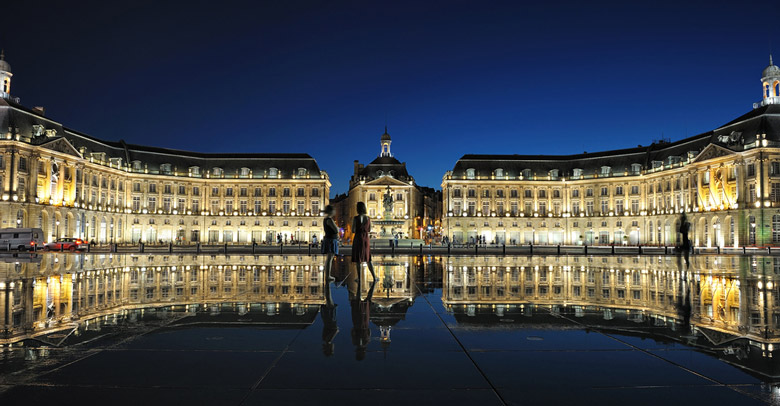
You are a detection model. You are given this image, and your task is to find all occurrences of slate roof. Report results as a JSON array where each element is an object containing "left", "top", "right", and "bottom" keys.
[
  {"left": 451, "top": 104, "right": 780, "bottom": 179},
  {"left": 0, "top": 97, "right": 324, "bottom": 178},
  {"left": 358, "top": 156, "right": 412, "bottom": 181}
]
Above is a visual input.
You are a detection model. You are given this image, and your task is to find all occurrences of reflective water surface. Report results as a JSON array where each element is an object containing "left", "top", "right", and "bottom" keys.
[{"left": 0, "top": 252, "right": 778, "bottom": 405}]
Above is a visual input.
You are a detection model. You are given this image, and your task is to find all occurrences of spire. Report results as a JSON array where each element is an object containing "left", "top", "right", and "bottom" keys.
[{"left": 771, "top": 54, "right": 774, "bottom": 66}]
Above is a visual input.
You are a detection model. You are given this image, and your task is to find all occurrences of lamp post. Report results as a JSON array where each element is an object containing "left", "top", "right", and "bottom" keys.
[{"left": 55, "top": 220, "right": 60, "bottom": 239}]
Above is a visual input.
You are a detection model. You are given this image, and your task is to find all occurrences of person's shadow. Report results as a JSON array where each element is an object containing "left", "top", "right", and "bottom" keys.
[{"left": 347, "top": 269, "right": 376, "bottom": 361}]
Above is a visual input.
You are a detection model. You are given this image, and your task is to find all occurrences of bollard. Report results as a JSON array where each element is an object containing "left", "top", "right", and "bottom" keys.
[
  {"left": 447, "top": 243, "right": 451, "bottom": 256},
  {"left": 557, "top": 244, "right": 561, "bottom": 256},
  {"left": 280, "top": 243, "right": 283, "bottom": 254},
  {"left": 392, "top": 242, "right": 395, "bottom": 256},
  {"left": 664, "top": 246, "right": 668, "bottom": 255},
  {"left": 584, "top": 244, "right": 587, "bottom": 255},
  {"left": 611, "top": 244, "right": 615, "bottom": 255},
  {"left": 196, "top": 242, "right": 201, "bottom": 254},
  {"left": 60, "top": 244, "right": 64, "bottom": 252},
  {"left": 169, "top": 242, "right": 173, "bottom": 254},
  {"left": 7, "top": 243, "right": 10, "bottom": 251},
  {"left": 717, "top": 246, "right": 721, "bottom": 254},
  {"left": 475, "top": 244, "right": 479, "bottom": 255},
  {"left": 503, "top": 243, "right": 506, "bottom": 256}
]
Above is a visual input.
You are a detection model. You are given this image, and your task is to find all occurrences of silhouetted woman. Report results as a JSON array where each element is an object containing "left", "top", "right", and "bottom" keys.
[
  {"left": 322, "top": 205, "right": 339, "bottom": 281},
  {"left": 351, "top": 202, "right": 377, "bottom": 280}
]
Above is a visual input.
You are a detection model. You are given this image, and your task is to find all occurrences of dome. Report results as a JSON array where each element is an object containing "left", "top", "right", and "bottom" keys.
[
  {"left": 0, "top": 50, "right": 10, "bottom": 73},
  {"left": 381, "top": 126, "right": 391, "bottom": 141},
  {"left": 763, "top": 55, "right": 779, "bottom": 78}
]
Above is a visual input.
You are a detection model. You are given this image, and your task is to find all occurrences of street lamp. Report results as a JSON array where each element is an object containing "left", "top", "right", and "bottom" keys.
[{"left": 55, "top": 220, "right": 60, "bottom": 239}]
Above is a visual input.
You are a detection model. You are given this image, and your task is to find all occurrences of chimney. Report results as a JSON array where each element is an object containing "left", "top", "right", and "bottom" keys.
[{"left": 33, "top": 106, "right": 45, "bottom": 116}]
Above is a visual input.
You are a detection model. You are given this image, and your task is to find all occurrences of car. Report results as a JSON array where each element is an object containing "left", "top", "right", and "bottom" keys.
[{"left": 43, "top": 238, "right": 88, "bottom": 252}]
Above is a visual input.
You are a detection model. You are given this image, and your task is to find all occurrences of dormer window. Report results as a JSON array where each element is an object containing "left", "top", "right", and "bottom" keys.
[
  {"left": 667, "top": 156, "right": 681, "bottom": 166},
  {"left": 212, "top": 167, "right": 224, "bottom": 177},
  {"left": 189, "top": 166, "right": 200, "bottom": 176},
  {"left": 269, "top": 167, "right": 279, "bottom": 178},
  {"left": 600, "top": 166, "right": 611, "bottom": 177},
  {"left": 239, "top": 167, "right": 251, "bottom": 178},
  {"left": 495, "top": 168, "right": 504, "bottom": 179},
  {"left": 109, "top": 157, "right": 123, "bottom": 167},
  {"left": 572, "top": 168, "right": 583, "bottom": 179},
  {"left": 652, "top": 160, "right": 663, "bottom": 169},
  {"left": 521, "top": 169, "right": 532, "bottom": 179},
  {"left": 297, "top": 168, "right": 307, "bottom": 177},
  {"left": 160, "top": 163, "right": 172, "bottom": 175},
  {"left": 687, "top": 151, "right": 698, "bottom": 160},
  {"left": 466, "top": 168, "right": 476, "bottom": 179},
  {"left": 630, "top": 163, "right": 642, "bottom": 174},
  {"left": 132, "top": 160, "right": 142, "bottom": 172},
  {"left": 549, "top": 169, "right": 559, "bottom": 180}
]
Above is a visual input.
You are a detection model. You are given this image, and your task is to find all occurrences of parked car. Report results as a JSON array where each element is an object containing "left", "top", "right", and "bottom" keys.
[{"left": 43, "top": 238, "right": 87, "bottom": 252}]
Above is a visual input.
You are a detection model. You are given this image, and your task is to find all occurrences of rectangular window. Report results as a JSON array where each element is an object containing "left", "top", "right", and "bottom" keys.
[
  {"left": 255, "top": 200, "right": 262, "bottom": 213},
  {"left": 748, "top": 164, "right": 756, "bottom": 177},
  {"left": 148, "top": 197, "right": 157, "bottom": 212},
  {"left": 149, "top": 183, "right": 157, "bottom": 193},
  {"left": 192, "top": 199, "right": 199, "bottom": 213}
]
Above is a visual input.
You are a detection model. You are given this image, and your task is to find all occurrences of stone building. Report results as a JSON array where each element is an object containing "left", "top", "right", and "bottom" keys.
[
  {"left": 342, "top": 128, "right": 428, "bottom": 240},
  {"left": 0, "top": 53, "right": 330, "bottom": 245},
  {"left": 442, "top": 58, "right": 780, "bottom": 248}
]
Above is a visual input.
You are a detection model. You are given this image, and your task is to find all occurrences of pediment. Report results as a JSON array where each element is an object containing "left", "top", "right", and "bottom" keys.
[
  {"left": 692, "top": 143, "right": 734, "bottom": 163},
  {"left": 364, "top": 176, "right": 412, "bottom": 187},
  {"left": 39, "top": 137, "right": 83, "bottom": 159}
]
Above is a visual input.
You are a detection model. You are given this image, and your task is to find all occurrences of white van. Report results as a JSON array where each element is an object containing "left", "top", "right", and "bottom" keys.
[{"left": 0, "top": 228, "right": 44, "bottom": 251}]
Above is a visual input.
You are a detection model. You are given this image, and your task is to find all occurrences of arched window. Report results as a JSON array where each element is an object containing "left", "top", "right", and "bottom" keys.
[
  {"left": 766, "top": 83, "right": 771, "bottom": 98},
  {"left": 297, "top": 168, "right": 307, "bottom": 177},
  {"left": 775, "top": 81, "right": 780, "bottom": 97}
]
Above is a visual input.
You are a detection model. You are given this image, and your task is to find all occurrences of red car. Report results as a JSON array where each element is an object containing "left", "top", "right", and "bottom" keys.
[{"left": 43, "top": 238, "right": 87, "bottom": 252}]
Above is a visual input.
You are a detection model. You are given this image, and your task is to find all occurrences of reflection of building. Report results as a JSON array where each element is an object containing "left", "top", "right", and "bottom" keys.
[
  {"left": 441, "top": 254, "right": 780, "bottom": 377},
  {"left": 339, "top": 129, "right": 435, "bottom": 240},
  {"left": 442, "top": 59, "right": 780, "bottom": 248},
  {"left": 0, "top": 254, "right": 327, "bottom": 343},
  {"left": 0, "top": 53, "right": 330, "bottom": 245}
]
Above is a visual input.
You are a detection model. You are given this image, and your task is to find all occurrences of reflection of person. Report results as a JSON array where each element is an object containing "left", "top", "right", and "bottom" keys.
[
  {"left": 321, "top": 273, "right": 338, "bottom": 356},
  {"left": 348, "top": 269, "right": 376, "bottom": 361},
  {"left": 678, "top": 212, "right": 691, "bottom": 267},
  {"left": 322, "top": 205, "right": 339, "bottom": 281},
  {"left": 352, "top": 202, "right": 377, "bottom": 280}
]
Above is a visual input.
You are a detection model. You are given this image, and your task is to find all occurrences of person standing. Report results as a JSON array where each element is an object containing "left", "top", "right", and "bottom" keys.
[
  {"left": 322, "top": 205, "right": 339, "bottom": 281},
  {"left": 352, "top": 202, "right": 377, "bottom": 280},
  {"left": 678, "top": 212, "right": 691, "bottom": 267}
]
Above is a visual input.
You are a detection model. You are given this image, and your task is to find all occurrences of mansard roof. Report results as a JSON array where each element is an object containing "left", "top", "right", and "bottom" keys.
[
  {"left": 451, "top": 104, "right": 780, "bottom": 179},
  {"left": 0, "top": 98, "right": 324, "bottom": 178},
  {"left": 359, "top": 156, "right": 411, "bottom": 180}
]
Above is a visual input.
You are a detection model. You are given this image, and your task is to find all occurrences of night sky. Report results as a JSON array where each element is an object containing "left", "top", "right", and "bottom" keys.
[{"left": 2, "top": 1, "right": 778, "bottom": 195}]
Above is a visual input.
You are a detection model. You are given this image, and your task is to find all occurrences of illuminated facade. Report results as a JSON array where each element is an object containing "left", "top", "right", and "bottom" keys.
[
  {"left": 442, "top": 59, "right": 780, "bottom": 248},
  {"left": 343, "top": 129, "right": 427, "bottom": 239},
  {"left": 0, "top": 53, "right": 330, "bottom": 244}
]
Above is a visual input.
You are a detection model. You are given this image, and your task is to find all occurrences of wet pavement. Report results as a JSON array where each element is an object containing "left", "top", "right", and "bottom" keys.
[{"left": 0, "top": 253, "right": 777, "bottom": 405}]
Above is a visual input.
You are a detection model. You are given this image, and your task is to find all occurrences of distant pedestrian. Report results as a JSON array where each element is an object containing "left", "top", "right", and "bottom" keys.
[{"left": 352, "top": 202, "right": 377, "bottom": 280}]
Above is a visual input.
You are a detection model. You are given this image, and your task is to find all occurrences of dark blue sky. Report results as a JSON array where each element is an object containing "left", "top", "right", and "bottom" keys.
[{"left": 2, "top": 1, "right": 778, "bottom": 195}]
